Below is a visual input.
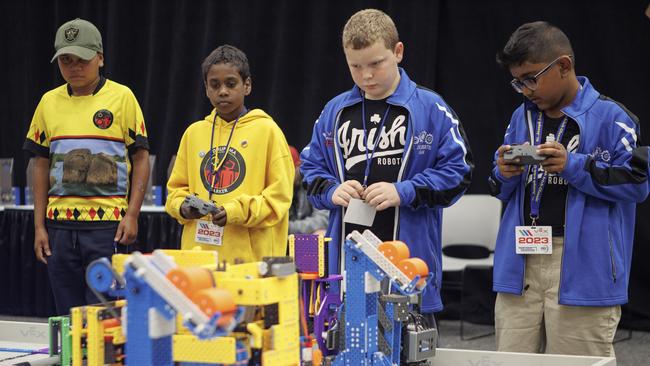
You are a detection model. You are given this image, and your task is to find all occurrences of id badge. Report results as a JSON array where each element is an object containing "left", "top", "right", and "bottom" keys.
[
  {"left": 195, "top": 220, "right": 224, "bottom": 246},
  {"left": 343, "top": 198, "right": 376, "bottom": 227},
  {"left": 515, "top": 226, "right": 552, "bottom": 254}
]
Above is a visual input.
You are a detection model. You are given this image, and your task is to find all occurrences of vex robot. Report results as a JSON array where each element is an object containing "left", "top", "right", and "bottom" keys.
[
  {"left": 70, "top": 249, "right": 301, "bottom": 366},
  {"left": 291, "top": 231, "right": 437, "bottom": 366}
]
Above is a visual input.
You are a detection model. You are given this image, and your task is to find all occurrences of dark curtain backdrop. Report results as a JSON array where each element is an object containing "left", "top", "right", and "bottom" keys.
[{"left": 1, "top": 0, "right": 649, "bottom": 325}]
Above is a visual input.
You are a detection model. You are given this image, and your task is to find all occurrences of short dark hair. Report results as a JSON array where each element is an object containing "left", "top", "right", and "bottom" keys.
[
  {"left": 201, "top": 45, "right": 251, "bottom": 82},
  {"left": 496, "top": 21, "right": 574, "bottom": 69}
]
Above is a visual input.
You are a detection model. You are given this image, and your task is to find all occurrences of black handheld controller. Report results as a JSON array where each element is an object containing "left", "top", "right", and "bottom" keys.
[
  {"left": 503, "top": 144, "right": 546, "bottom": 165},
  {"left": 183, "top": 195, "right": 220, "bottom": 216}
]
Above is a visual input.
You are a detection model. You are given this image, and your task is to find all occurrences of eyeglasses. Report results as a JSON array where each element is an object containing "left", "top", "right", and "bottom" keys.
[{"left": 510, "top": 55, "right": 572, "bottom": 93}]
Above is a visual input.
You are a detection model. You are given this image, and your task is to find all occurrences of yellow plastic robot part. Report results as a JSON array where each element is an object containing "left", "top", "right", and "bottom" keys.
[
  {"left": 318, "top": 234, "right": 325, "bottom": 278},
  {"left": 70, "top": 307, "right": 83, "bottom": 366},
  {"left": 288, "top": 234, "right": 296, "bottom": 258},
  {"left": 112, "top": 248, "right": 218, "bottom": 275},
  {"left": 70, "top": 301, "right": 126, "bottom": 366},
  {"left": 246, "top": 323, "right": 264, "bottom": 349},
  {"left": 160, "top": 248, "right": 218, "bottom": 268},
  {"left": 86, "top": 306, "right": 105, "bottom": 366},
  {"left": 111, "top": 253, "right": 129, "bottom": 275},
  {"left": 210, "top": 260, "right": 301, "bottom": 365},
  {"left": 173, "top": 334, "right": 237, "bottom": 364},
  {"left": 213, "top": 261, "right": 260, "bottom": 280}
]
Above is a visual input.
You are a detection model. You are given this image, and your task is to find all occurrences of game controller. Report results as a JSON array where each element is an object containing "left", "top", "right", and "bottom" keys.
[
  {"left": 183, "top": 194, "right": 220, "bottom": 216},
  {"left": 503, "top": 144, "right": 546, "bottom": 165}
]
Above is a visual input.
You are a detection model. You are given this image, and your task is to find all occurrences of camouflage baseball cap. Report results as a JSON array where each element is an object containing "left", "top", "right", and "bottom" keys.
[{"left": 51, "top": 18, "right": 103, "bottom": 63}]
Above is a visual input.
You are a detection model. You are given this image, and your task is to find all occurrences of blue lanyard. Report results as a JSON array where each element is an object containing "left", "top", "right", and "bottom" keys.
[
  {"left": 361, "top": 97, "right": 391, "bottom": 187},
  {"left": 529, "top": 113, "right": 568, "bottom": 225},
  {"left": 207, "top": 108, "right": 248, "bottom": 200}
]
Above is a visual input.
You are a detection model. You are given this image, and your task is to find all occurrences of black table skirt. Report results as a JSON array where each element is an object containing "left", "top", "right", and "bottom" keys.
[{"left": 0, "top": 208, "right": 181, "bottom": 317}]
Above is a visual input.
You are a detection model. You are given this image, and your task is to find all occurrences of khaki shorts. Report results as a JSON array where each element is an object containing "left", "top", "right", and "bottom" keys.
[{"left": 495, "top": 237, "right": 621, "bottom": 357}]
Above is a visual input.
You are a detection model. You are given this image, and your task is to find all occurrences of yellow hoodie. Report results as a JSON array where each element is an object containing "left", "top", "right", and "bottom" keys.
[{"left": 166, "top": 108, "right": 294, "bottom": 263}]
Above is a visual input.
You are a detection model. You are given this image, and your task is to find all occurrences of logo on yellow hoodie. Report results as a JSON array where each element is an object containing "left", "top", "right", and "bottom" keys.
[{"left": 200, "top": 146, "right": 246, "bottom": 195}]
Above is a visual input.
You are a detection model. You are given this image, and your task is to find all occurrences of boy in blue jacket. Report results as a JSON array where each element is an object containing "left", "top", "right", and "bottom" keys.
[
  {"left": 300, "top": 9, "right": 473, "bottom": 318},
  {"left": 490, "top": 21, "right": 649, "bottom": 356}
]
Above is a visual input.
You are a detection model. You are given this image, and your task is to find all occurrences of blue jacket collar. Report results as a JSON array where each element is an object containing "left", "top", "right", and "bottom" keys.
[
  {"left": 524, "top": 76, "right": 599, "bottom": 119},
  {"left": 342, "top": 68, "right": 417, "bottom": 107}
]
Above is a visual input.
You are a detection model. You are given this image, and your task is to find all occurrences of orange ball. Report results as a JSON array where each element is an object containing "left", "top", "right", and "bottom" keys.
[{"left": 378, "top": 241, "right": 410, "bottom": 265}]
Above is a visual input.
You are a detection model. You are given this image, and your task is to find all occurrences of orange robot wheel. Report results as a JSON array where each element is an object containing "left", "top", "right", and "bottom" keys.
[
  {"left": 192, "top": 288, "right": 237, "bottom": 327},
  {"left": 166, "top": 267, "right": 215, "bottom": 298}
]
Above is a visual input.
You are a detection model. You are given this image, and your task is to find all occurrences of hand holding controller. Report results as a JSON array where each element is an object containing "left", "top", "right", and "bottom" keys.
[
  {"left": 503, "top": 144, "right": 546, "bottom": 165},
  {"left": 181, "top": 194, "right": 220, "bottom": 219}
]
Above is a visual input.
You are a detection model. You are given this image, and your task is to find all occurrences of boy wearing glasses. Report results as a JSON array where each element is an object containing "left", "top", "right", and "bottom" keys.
[{"left": 489, "top": 21, "right": 648, "bottom": 356}]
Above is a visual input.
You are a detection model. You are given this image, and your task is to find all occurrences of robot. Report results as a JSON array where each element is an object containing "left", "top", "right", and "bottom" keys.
[
  {"left": 291, "top": 231, "right": 437, "bottom": 365},
  {"left": 81, "top": 249, "right": 301, "bottom": 365}
]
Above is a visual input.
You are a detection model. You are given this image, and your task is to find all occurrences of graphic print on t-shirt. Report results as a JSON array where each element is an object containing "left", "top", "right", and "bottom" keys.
[
  {"left": 49, "top": 137, "right": 128, "bottom": 197},
  {"left": 337, "top": 98, "right": 409, "bottom": 241},
  {"left": 337, "top": 100, "right": 408, "bottom": 174}
]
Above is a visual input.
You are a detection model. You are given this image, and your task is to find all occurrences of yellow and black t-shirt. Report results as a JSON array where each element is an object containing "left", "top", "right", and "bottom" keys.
[{"left": 23, "top": 77, "right": 149, "bottom": 228}]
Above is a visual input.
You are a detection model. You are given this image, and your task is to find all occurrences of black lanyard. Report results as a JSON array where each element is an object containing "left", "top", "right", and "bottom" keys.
[{"left": 207, "top": 108, "right": 247, "bottom": 200}]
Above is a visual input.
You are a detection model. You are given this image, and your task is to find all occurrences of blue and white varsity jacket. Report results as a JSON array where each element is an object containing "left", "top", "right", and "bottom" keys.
[
  {"left": 300, "top": 68, "right": 473, "bottom": 312},
  {"left": 489, "top": 76, "right": 649, "bottom": 306}
]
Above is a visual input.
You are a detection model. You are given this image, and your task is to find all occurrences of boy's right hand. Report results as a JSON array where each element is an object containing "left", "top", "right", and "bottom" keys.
[
  {"left": 34, "top": 227, "right": 51, "bottom": 264},
  {"left": 180, "top": 201, "right": 205, "bottom": 220},
  {"left": 497, "top": 144, "right": 526, "bottom": 178},
  {"left": 332, "top": 180, "right": 364, "bottom": 207}
]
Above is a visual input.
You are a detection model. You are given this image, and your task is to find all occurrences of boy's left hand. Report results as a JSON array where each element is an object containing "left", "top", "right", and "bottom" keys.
[
  {"left": 115, "top": 213, "right": 138, "bottom": 245},
  {"left": 211, "top": 207, "right": 227, "bottom": 226},
  {"left": 363, "top": 182, "right": 401, "bottom": 211},
  {"left": 537, "top": 141, "right": 568, "bottom": 173}
]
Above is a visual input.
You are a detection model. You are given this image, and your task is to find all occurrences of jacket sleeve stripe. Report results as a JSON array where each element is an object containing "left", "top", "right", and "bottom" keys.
[
  {"left": 586, "top": 146, "right": 648, "bottom": 186},
  {"left": 413, "top": 170, "right": 472, "bottom": 207},
  {"left": 410, "top": 102, "right": 474, "bottom": 208},
  {"left": 488, "top": 171, "right": 503, "bottom": 196},
  {"left": 450, "top": 127, "right": 468, "bottom": 165},
  {"left": 306, "top": 177, "right": 335, "bottom": 196},
  {"left": 436, "top": 102, "right": 470, "bottom": 165}
]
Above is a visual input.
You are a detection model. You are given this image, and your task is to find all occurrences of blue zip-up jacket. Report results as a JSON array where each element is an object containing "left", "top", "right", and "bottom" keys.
[
  {"left": 488, "top": 77, "right": 649, "bottom": 306},
  {"left": 300, "top": 69, "right": 473, "bottom": 312}
]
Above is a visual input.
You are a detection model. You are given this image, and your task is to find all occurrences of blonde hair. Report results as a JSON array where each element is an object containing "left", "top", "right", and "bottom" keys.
[{"left": 342, "top": 9, "right": 399, "bottom": 50}]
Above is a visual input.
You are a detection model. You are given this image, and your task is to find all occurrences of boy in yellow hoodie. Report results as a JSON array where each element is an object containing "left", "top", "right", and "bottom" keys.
[{"left": 166, "top": 45, "right": 294, "bottom": 263}]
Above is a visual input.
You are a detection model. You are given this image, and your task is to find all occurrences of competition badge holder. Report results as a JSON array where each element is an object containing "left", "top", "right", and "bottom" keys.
[
  {"left": 194, "top": 108, "right": 247, "bottom": 246},
  {"left": 515, "top": 114, "right": 568, "bottom": 255},
  {"left": 343, "top": 97, "right": 391, "bottom": 226}
]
